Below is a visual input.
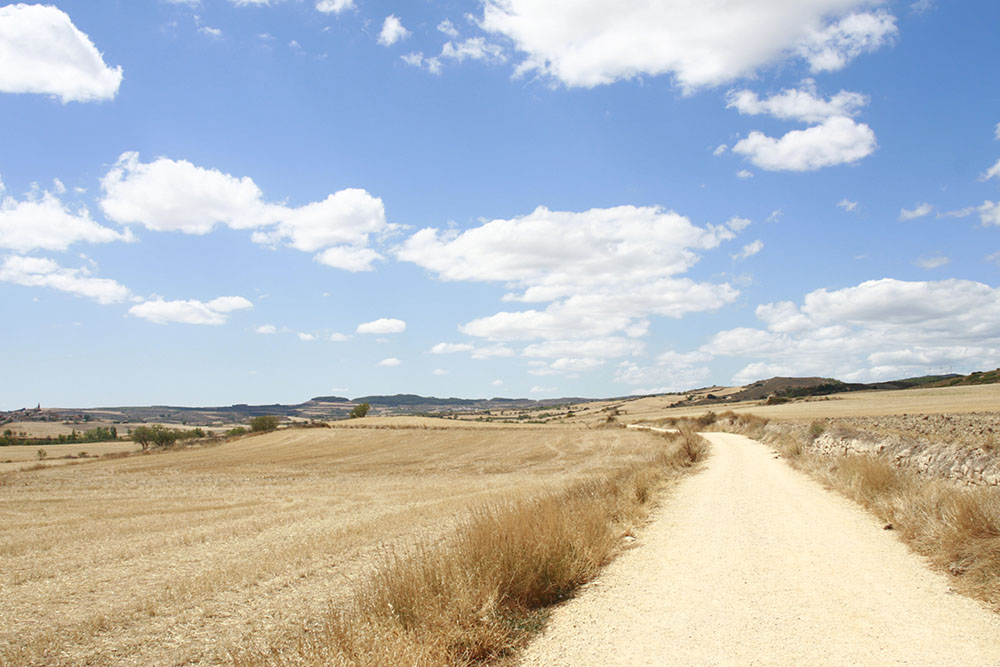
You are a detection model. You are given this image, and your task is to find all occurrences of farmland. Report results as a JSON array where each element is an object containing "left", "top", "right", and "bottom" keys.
[{"left": 0, "top": 421, "right": 672, "bottom": 665}]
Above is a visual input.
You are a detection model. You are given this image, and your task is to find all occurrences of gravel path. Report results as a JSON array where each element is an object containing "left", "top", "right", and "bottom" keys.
[{"left": 518, "top": 432, "right": 1000, "bottom": 666}]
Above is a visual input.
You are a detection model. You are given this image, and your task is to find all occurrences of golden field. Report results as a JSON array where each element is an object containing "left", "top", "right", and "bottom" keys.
[
  {"left": 615, "top": 383, "right": 1000, "bottom": 423},
  {"left": 0, "top": 421, "right": 669, "bottom": 666}
]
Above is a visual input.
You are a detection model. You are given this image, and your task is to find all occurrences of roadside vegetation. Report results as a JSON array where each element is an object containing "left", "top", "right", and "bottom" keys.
[
  {"left": 236, "top": 429, "right": 708, "bottom": 666},
  {"left": 680, "top": 410, "right": 1000, "bottom": 610}
]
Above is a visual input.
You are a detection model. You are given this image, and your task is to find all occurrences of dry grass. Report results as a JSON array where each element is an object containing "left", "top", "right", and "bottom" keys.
[
  {"left": 235, "top": 431, "right": 708, "bottom": 666},
  {"left": 0, "top": 422, "right": 700, "bottom": 666}
]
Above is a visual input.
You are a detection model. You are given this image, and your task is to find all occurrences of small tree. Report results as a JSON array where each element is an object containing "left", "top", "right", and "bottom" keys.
[
  {"left": 349, "top": 403, "right": 370, "bottom": 419},
  {"left": 250, "top": 415, "right": 280, "bottom": 432}
]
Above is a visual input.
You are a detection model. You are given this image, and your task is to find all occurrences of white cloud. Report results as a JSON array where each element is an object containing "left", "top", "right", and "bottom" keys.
[
  {"left": 530, "top": 386, "right": 555, "bottom": 394},
  {"left": 399, "top": 205, "right": 742, "bottom": 369},
  {"left": 101, "top": 153, "right": 390, "bottom": 271},
  {"left": 996, "top": 122, "right": 1000, "bottom": 141},
  {"left": 377, "top": 357, "right": 402, "bottom": 367},
  {"left": 491, "top": 379, "right": 503, "bottom": 386},
  {"left": 405, "top": 38, "right": 505, "bottom": 74},
  {"left": 614, "top": 349, "right": 712, "bottom": 393},
  {"left": 432, "top": 368, "right": 449, "bottom": 376},
  {"left": 736, "top": 170, "right": 754, "bottom": 180},
  {"left": 480, "top": 1, "right": 895, "bottom": 91},
  {"left": 429, "top": 342, "right": 475, "bottom": 354},
  {"left": 0, "top": 255, "right": 130, "bottom": 304},
  {"left": 981, "top": 159, "right": 1000, "bottom": 182},
  {"left": 796, "top": 11, "right": 897, "bottom": 73},
  {"left": 437, "top": 20, "right": 459, "bottom": 38},
  {"left": 129, "top": 296, "right": 252, "bottom": 325},
  {"left": 726, "top": 84, "right": 867, "bottom": 123},
  {"left": 470, "top": 344, "right": 516, "bottom": 360},
  {"left": 395, "top": 206, "right": 748, "bottom": 340},
  {"left": 330, "top": 332, "right": 350, "bottom": 342},
  {"left": 441, "top": 38, "right": 504, "bottom": 64},
  {"left": 297, "top": 332, "right": 316, "bottom": 341},
  {"left": 717, "top": 278, "right": 1000, "bottom": 383},
  {"left": 1, "top": 184, "right": 132, "bottom": 252},
  {"left": 0, "top": 4, "right": 123, "bottom": 102},
  {"left": 199, "top": 26, "right": 222, "bottom": 38},
  {"left": 101, "top": 152, "right": 276, "bottom": 233},
  {"left": 988, "top": 251, "right": 1000, "bottom": 267},
  {"left": 837, "top": 198, "right": 858, "bottom": 212},
  {"left": 899, "top": 203, "right": 933, "bottom": 221},
  {"left": 378, "top": 15, "right": 409, "bottom": 47},
  {"left": 980, "top": 201, "right": 1000, "bottom": 226},
  {"left": 523, "top": 337, "right": 644, "bottom": 359},
  {"left": 916, "top": 256, "right": 949, "bottom": 269},
  {"left": 356, "top": 318, "right": 406, "bottom": 334},
  {"left": 733, "top": 116, "right": 876, "bottom": 171},
  {"left": 713, "top": 144, "right": 728, "bottom": 156},
  {"left": 732, "top": 240, "right": 764, "bottom": 260},
  {"left": 256, "top": 324, "right": 277, "bottom": 334},
  {"left": 315, "top": 0, "right": 354, "bottom": 13}
]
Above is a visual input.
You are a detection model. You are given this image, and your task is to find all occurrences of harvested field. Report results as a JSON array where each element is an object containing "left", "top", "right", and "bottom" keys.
[
  {"left": 0, "top": 441, "right": 139, "bottom": 472},
  {"left": 0, "top": 421, "right": 671, "bottom": 666},
  {"left": 619, "top": 383, "right": 1000, "bottom": 423}
]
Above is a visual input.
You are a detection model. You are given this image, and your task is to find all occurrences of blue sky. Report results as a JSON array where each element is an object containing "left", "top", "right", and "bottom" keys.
[{"left": 1, "top": 0, "right": 999, "bottom": 409}]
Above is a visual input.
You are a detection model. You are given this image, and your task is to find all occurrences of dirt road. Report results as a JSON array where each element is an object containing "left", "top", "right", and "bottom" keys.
[{"left": 519, "top": 432, "right": 1000, "bottom": 666}]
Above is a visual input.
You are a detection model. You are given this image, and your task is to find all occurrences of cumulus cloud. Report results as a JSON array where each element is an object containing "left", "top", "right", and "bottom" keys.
[
  {"left": 255, "top": 324, "right": 277, "bottom": 334},
  {"left": 899, "top": 203, "right": 933, "bottom": 221},
  {"left": 330, "top": 332, "right": 350, "bottom": 342},
  {"left": 437, "top": 20, "right": 459, "bottom": 37},
  {"left": 1, "top": 183, "right": 132, "bottom": 252},
  {"left": 0, "top": 4, "right": 123, "bottom": 102},
  {"left": 356, "top": 318, "right": 406, "bottom": 334},
  {"left": 718, "top": 278, "right": 1000, "bottom": 382},
  {"left": 315, "top": 0, "right": 354, "bottom": 13},
  {"left": 837, "top": 198, "right": 859, "bottom": 212},
  {"left": 615, "top": 277, "right": 1000, "bottom": 389},
  {"left": 403, "top": 37, "right": 505, "bottom": 75},
  {"left": 480, "top": 1, "right": 895, "bottom": 91},
  {"left": 377, "top": 357, "right": 402, "bottom": 367},
  {"left": 297, "top": 332, "right": 316, "bottom": 341},
  {"left": 732, "top": 240, "right": 764, "bottom": 260},
  {"left": 129, "top": 296, "right": 252, "bottom": 325},
  {"left": 796, "top": 11, "right": 897, "bottom": 73},
  {"left": 399, "top": 204, "right": 744, "bottom": 374},
  {"left": 980, "top": 201, "right": 1000, "bottom": 226},
  {"left": 100, "top": 152, "right": 390, "bottom": 271},
  {"left": 732, "top": 116, "right": 876, "bottom": 171},
  {"left": 399, "top": 205, "right": 741, "bottom": 359},
  {"left": 378, "top": 15, "right": 409, "bottom": 46},
  {"left": 0, "top": 255, "right": 130, "bottom": 304},
  {"left": 726, "top": 84, "right": 867, "bottom": 123},
  {"left": 736, "top": 170, "right": 754, "bottom": 180},
  {"left": 981, "top": 159, "right": 1000, "bottom": 182},
  {"left": 470, "top": 344, "right": 516, "bottom": 359},
  {"left": 199, "top": 26, "right": 222, "bottom": 38}
]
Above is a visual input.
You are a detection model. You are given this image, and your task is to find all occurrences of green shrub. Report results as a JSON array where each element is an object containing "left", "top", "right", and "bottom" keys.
[{"left": 250, "top": 415, "right": 280, "bottom": 432}]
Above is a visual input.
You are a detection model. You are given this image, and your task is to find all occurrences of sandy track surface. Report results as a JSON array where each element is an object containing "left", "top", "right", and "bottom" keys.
[{"left": 519, "top": 432, "right": 1000, "bottom": 666}]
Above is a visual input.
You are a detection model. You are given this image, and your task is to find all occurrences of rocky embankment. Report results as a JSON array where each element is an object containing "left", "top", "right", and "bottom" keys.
[{"left": 763, "top": 413, "right": 1000, "bottom": 487}]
